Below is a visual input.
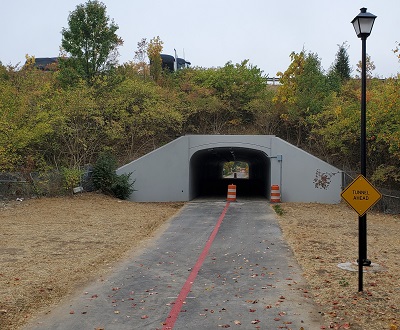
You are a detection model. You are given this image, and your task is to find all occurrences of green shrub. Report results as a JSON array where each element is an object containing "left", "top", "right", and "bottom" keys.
[
  {"left": 92, "top": 152, "right": 134, "bottom": 199},
  {"left": 92, "top": 152, "right": 118, "bottom": 194},
  {"left": 110, "top": 173, "right": 135, "bottom": 200},
  {"left": 61, "top": 167, "right": 84, "bottom": 194}
]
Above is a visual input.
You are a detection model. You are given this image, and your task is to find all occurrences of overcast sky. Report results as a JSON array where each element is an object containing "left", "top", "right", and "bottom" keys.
[{"left": 1, "top": 1, "right": 399, "bottom": 78}]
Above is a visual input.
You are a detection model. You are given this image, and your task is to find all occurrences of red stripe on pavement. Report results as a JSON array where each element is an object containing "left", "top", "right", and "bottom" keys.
[{"left": 162, "top": 202, "right": 230, "bottom": 330}]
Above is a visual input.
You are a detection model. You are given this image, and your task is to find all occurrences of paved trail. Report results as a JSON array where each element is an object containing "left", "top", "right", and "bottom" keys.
[{"left": 24, "top": 200, "right": 324, "bottom": 330}]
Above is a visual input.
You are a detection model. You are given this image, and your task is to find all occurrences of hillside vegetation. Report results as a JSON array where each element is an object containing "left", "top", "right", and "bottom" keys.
[
  {"left": 1, "top": 0, "right": 399, "bottom": 195},
  {"left": 1, "top": 55, "right": 399, "bottom": 193}
]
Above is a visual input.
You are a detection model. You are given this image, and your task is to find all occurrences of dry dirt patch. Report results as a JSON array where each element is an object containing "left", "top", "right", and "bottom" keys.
[
  {"left": 277, "top": 202, "right": 399, "bottom": 330},
  {"left": 0, "top": 193, "right": 183, "bottom": 330},
  {"left": 0, "top": 196, "right": 399, "bottom": 330}
]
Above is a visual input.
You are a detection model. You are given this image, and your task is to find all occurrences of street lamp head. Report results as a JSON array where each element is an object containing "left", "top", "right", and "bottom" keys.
[{"left": 351, "top": 7, "right": 377, "bottom": 38}]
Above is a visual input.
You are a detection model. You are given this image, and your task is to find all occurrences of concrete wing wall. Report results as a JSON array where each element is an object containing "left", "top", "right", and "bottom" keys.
[
  {"left": 271, "top": 137, "right": 342, "bottom": 203},
  {"left": 116, "top": 137, "right": 190, "bottom": 202}
]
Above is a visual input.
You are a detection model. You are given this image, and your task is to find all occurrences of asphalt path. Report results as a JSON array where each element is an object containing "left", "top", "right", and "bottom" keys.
[{"left": 25, "top": 200, "right": 324, "bottom": 330}]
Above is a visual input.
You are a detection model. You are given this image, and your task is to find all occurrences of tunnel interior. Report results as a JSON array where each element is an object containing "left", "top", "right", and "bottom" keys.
[{"left": 189, "top": 147, "right": 270, "bottom": 199}]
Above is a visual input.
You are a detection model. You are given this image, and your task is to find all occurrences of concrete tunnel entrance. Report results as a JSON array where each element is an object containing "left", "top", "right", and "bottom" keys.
[
  {"left": 117, "top": 135, "right": 342, "bottom": 203},
  {"left": 189, "top": 147, "right": 271, "bottom": 199}
]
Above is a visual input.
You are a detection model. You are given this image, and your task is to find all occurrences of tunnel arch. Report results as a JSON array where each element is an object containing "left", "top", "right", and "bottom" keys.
[{"left": 189, "top": 147, "right": 270, "bottom": 199}]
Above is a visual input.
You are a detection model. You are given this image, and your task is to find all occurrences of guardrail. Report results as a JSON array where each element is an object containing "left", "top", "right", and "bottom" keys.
[{"left": 266, "top": 77, "right": 280, "bottom": 85}]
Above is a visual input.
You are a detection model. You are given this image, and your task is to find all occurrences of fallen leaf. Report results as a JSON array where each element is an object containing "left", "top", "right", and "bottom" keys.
[
  {"left": 141, "top": 315, "right": 148, "bottom": 319},
  {"left": 251, "top": 320, "right": 260, "bottom": 324},
  {"left": 218, "top": 324, "right": 230, "bottom": 328},
  {"left": 234, "top": 320, "right": 241, "bottom": 325}
]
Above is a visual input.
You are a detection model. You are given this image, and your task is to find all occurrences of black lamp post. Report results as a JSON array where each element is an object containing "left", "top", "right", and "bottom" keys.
[{"left": 351, "top": 7, "right": 376, "bottom": 292}]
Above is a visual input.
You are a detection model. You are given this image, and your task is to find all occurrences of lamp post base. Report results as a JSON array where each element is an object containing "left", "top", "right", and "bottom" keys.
[
  {"left": 357, "top": 258, "right": 372, "bottom": 266},
  {"left": 338, "top": 261, "right": 386, "bottom": 272}
]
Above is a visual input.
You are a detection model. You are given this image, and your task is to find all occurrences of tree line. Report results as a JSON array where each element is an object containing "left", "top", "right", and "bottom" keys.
[{"left": 1, "top": 0, "right": 399, "bottom": 193}]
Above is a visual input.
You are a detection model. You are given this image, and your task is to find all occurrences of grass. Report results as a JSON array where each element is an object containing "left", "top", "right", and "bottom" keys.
[{"left": 272, "top": 204, "right": 284, "bottom": 215}]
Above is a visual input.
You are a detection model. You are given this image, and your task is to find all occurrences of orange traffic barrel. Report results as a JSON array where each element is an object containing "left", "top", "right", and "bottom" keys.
[
  {"left": 270, "top": 185, "right": 281, "bottom": 203},
  {"left": 227, "top": 184, "right": 237, "bottom": 202}
]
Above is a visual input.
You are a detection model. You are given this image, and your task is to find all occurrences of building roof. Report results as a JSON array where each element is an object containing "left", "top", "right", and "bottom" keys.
[{"left": 34, "top": 57, "right": 58, "bottom": 70}]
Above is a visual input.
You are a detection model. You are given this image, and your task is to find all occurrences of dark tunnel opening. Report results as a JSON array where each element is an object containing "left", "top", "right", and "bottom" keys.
[{"left": 189, "top": 147, "right": 270, "bottom": 199}]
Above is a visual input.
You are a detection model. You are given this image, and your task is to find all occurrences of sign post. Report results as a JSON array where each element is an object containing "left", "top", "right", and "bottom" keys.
[{"left": 341, "top": 175, "right": 382, "bottom": 291}]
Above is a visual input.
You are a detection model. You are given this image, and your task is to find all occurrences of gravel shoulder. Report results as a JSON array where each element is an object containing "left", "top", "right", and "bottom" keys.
[{"left": 0, "top": 194, "right": 399, "bottom": 330}]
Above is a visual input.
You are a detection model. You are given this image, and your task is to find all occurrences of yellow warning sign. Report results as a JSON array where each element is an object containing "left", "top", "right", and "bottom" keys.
[{"left": 341, "top": 175, "right": 382, "bottom": 216}]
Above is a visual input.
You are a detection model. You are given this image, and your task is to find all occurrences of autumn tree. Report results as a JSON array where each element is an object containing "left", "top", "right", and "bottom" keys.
[
  {"left": 47, "top": 83, "right": 103, "bottom": 168},
  {"left": 274, "top": 51, "right": 306, "bottom": 105},
  {"left": 147, "top": 36, "right": 163, "bottom": 82},
  {"left": 192, "top": 60, "right": 267, "bottom": 131},
  {"left": 355, "top": 54, "right": 375, "bottom": 79},
  {"left": 246, "top": 88, "right": 280, "bottom": 135},
  {"left": 309, "top": 80, "right": 361, "bottom": 167},
  {"left": 98, "top": 74, "right": 183, "bottom": 160},
  {"left": 392, "top": 41, "right": 400, "bottom": 77},
  {"left": 393, "top": 41, "right": 400, "bottom": 63},
  {"left": 367, "top": 78, "right": 400, "bottom": 186},
  {"left": 274, "top": 51, "right": 334, "bottom": 147},
  {"left": 134, "top": 38, "right": 149, "bottom": 79},
  {"left": 60, "top": 0, "right": 123, "bottom": 85},
  {"left": 0, "top": 62, "right": 58, "bottom": 171},
  {"left": 310, "top": 76, "right": 400, "bottom": 188}
]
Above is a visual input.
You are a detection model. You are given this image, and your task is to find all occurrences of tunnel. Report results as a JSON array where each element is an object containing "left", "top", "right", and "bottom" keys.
[
  {"left": 117, "top": 135, "right": 342, "bottom": 203},
  {"left": 189, "top": 147, "right": 271, "bottom": 199}
]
